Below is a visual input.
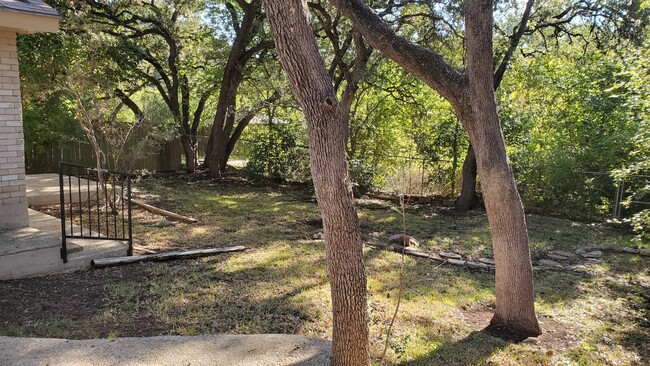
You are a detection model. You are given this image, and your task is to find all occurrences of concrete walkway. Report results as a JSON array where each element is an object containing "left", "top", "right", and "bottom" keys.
[
  {"left": 0, "top": 210, "right": 127, "bottom": 280},
  {"left": 0, "top": 334, "right": 331, "bottom": 366},
  {"left": 26, "top": 173, "right": 98, "bottom": 206},
  {"left": 0, "top": 173, "right": 129, "bottom": 279}
]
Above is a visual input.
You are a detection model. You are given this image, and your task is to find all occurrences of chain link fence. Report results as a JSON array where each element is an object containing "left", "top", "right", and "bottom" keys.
[{"left": 376, "top": 155, "right": 460, "bottom": 197}]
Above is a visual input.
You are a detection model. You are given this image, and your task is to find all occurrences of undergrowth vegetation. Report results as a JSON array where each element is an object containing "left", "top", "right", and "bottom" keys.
[{"left": 2, "top": 176, "right": 648, "bottom": 365}]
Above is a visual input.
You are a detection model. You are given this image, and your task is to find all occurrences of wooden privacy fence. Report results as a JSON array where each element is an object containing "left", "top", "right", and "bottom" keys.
[{"left": 25, "top": 135, "right": 181, "bottom": 174}]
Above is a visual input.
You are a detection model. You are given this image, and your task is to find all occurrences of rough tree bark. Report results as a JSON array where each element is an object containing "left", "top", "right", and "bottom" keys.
[
  {"left": 456, "top": 0, "right": 535, "bottom": 212},
  {"left": 309, "top": 2, "right": 374, "bottom": 171},
  {"left": 455, "top": 145, "right": 479, "bottom": 212},
  {"left": 332, "top": 0, "right": 541, "bottom": 337},
  {"left": 463, "top": 0, "right": 539, "bottom": 336},
  {"left": 264, "top": 0, "right": 370, "bottom": 364},
  {"left": 204, "top": 0, "right": 275, "bottom": 176}
]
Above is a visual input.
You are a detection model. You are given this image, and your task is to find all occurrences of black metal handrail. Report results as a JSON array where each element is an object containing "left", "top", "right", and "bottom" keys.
[{"left": 59, "top": 162, "right": 133, "bottom": 263}]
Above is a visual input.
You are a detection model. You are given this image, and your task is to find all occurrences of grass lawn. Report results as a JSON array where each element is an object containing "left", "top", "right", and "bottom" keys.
[{"left": 1, "top": 174, "right": 648, "bottom": 365}]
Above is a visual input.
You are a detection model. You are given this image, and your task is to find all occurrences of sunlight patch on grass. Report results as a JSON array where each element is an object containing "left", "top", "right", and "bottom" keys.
[{"left": 11, "top": 177, "right": 644, "bottom": 365}]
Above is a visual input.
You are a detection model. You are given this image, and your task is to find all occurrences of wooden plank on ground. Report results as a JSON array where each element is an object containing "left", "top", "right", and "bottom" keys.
[
  {"left": 92, "top": 246, "right": 247, "bottom": 269},
  {"left": 131, "top": 199, "right": 199, "bottom": 223}
]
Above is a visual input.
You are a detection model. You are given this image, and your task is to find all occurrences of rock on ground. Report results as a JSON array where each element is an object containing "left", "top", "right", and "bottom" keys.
[
  {"left": 580, "top": 250, "right": 602, "bottom": 259},
  {"left": 539, "top": 259, "right": 564, "bottom": 268},
  {"left": 388, "top": 234, "right": 420, "bottom": 247}
]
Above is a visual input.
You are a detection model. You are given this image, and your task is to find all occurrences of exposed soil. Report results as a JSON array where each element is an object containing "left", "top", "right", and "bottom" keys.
[
  {"left": 3, "top": 176, "right": 645, "bottom": 366},
  {"left": 460, "top": 309, "right": 578, "bottom": 351},
  {"left": 2, "top": 266, "right": 578, "bottom": 348},
  {"left": 0, "top": 265, "right": 168, "bottom": 339}
]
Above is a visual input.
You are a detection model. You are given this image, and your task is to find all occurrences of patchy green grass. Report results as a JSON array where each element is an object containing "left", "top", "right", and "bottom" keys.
[{"left": 4, "top": 175, "right": 648, "bottom": 365}]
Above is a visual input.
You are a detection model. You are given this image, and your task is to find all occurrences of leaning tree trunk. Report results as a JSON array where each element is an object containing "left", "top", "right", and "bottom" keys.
[
  {"left": 204, "top": 86, "right": 239, "bottom": 176},
  {"left": 264, "top": 0, "right": 370, "bottom": 365},
  {"left": 204, "top": 0, "right": 261, "bottom": 177},
  {"left": 464, "top": 0, "right": 540, "bottom": 337},
  {"left": 179, "top": 132, "right": 196, "bottom": 172},
  {"left": 330, "top": 0, "right": 540, "bottom": 338},
  {"left": 456, "top": 0, "right": 534, "bottom": 213},
  {"left": 455, "top": 145, "right": 479, "bottom": 212}
]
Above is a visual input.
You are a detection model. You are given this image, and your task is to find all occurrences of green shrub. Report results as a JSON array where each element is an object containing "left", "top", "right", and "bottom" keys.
[
  {"left": 348, "top": 159, "right": 376, "bottom": 193},
  {"left": 245, "top": 124, "right": 310, "bottom": 182},
  {"left": 629, "top": 210, "right": 650, "bottom": 243}
]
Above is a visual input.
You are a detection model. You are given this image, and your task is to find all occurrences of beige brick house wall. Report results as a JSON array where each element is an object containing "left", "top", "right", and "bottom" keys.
[{"left": 0, "top": 30, "right": 28, "bottom": 229}]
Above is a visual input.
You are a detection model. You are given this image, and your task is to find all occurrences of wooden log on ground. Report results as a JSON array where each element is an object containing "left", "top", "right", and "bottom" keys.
[
  {"left": 131, "top": 199, "right": 198, "bottom": 223},
  {"left": 92, "top": 246, "right": 247, "bottom": 269},
  {"left": 366, "top": 193, "right": 400, "bottom": 202},
  {"left": 367, "top": 242, "right": 445, "bottom": 262},
  {"left": 367, "top": 242, "right": 495, "bottom": 271}
]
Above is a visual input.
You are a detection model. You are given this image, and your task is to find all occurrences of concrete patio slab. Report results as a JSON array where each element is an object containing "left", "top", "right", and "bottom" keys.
[
  {"left": 0, "top": 334, "right": 331, "bottom": 366},
  {"left": 26, "top": 173, "right": 97, "bottom": 206},
  {"left": 0, "top": 209, "right": 127, "bottom": 280}
]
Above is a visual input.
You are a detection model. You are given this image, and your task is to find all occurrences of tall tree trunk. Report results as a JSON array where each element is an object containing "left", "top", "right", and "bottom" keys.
[
  {"left": 206, "top": 90, "right": 281, "bottom": 176},
  {"left": 330, "top": 0, "right": 540, "bottom": 338},
  {"left": 264, "top": 0, "right": 370, "bottom": 364},
  {"left": 204, "top": 0, "right": 262, "bottom": 177},
  {"left": 456, "top": 0, "right": 535, "bottom": 211},
  {"left": 455, "top": 145, "right": 478, "bottom": 212},
  {"left": 179, "top": 133, "right": 196, "bottom": 172},
  {"left": 464, "top": 0, "right": 540, "bottom": 337},
  {"left": 204, "top": 77, "right": 241, "bottom": 176},
  {"left": 449, "top": 121, "right": 460, "bottom": 195}
]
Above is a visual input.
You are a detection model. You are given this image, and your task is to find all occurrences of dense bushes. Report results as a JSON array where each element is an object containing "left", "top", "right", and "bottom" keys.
[
  {"left": 244, "top": 123, "right": 310, "bottom": 182},
  {"left": 499, "top": 48, "right": 643, "bottom": 222}
]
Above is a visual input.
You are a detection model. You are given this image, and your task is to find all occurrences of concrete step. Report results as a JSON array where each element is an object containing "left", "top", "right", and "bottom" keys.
[
  {"left": 0, "top": 226, "right": 58, "bottom": 257},
  {"left": 0, "top": 210, "right": 128, "bottom": 280}
]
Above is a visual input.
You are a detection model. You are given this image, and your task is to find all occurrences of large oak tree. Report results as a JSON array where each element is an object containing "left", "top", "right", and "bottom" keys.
[
  {"left": 203, "top": 0, "right": 278, "bottom": 176},
  {"left": 332, "top": 0, "right": 542, "bottom": 337},
  {"left": 456, "top": 0, "right": 650, "bottom": 212},
  {"left": 264, "top": 0, "right": 370, "bottom": 365},
  {"left": 72, "top": 0, "right": 220, "bottom": 172}
]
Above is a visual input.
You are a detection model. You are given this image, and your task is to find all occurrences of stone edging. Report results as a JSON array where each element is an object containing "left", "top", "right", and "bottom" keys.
[{"left": 370, "top": 239, "right": 649, "bottom": 272}]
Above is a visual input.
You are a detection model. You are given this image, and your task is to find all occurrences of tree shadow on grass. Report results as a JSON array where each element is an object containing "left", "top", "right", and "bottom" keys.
[
  {"left": 603, "top": 274, "right": 650, "bottom": 365},
  {"left": 534, "top": 269, "right": 594, "bottom": 304},
  {"left": 616, "top": 325, "right": 650, "bottom": 366},
  {"left": 398, "top": 330, "right": 508, "bottom": 366}
]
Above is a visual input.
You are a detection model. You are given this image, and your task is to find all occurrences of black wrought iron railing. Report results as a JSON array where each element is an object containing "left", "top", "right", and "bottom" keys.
[{"left": 59, "top": 162, "right": 133, "bottom": 263}]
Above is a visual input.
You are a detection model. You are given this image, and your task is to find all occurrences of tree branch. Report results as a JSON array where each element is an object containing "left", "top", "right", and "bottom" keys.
[
  {"left": 330, "top": 0, "right": 467, "bottom": 108},
  {"left": 494, "top": 0, "right": 535, "bottom": 90},
  {"left": 226, "top": 2, "right": 241, "bottom": 33}
]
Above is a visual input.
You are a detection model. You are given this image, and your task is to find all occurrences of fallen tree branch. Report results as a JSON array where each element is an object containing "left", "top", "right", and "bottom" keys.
[
  {"left": 368, "top": 242, "right": 444, "bottom": 262},
  {"left": 367, "top": 242, "right": 495, "bottom": 271},
  {"left": 131, "top": 199, "right": 199, "bottom": 223},
  {"left": 366, "top": 193, "right": 400, "bottom": 202},
  {"left": 92, "top": 246, "right": 247, "bottom": 268}
]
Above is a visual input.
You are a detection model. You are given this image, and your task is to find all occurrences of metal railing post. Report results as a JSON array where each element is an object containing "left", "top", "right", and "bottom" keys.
[
  {"left": 58, "top": 162, "right": 134, "bottom": 263},
  {"left": 59, "top": 163, "right": 68, "bottom": 263},
  {"left": 127, "top": 175, "right": 133, "bottom": 256}
]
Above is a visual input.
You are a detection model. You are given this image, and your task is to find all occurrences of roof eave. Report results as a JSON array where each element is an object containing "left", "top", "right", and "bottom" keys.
[{"left": 0, "top": 10, "right": 60, "bottom": 33}]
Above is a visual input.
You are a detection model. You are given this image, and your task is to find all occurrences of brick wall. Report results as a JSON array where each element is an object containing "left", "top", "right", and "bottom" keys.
[{"left": 0, "top": 30, "right": 28, "bottom": 229}]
